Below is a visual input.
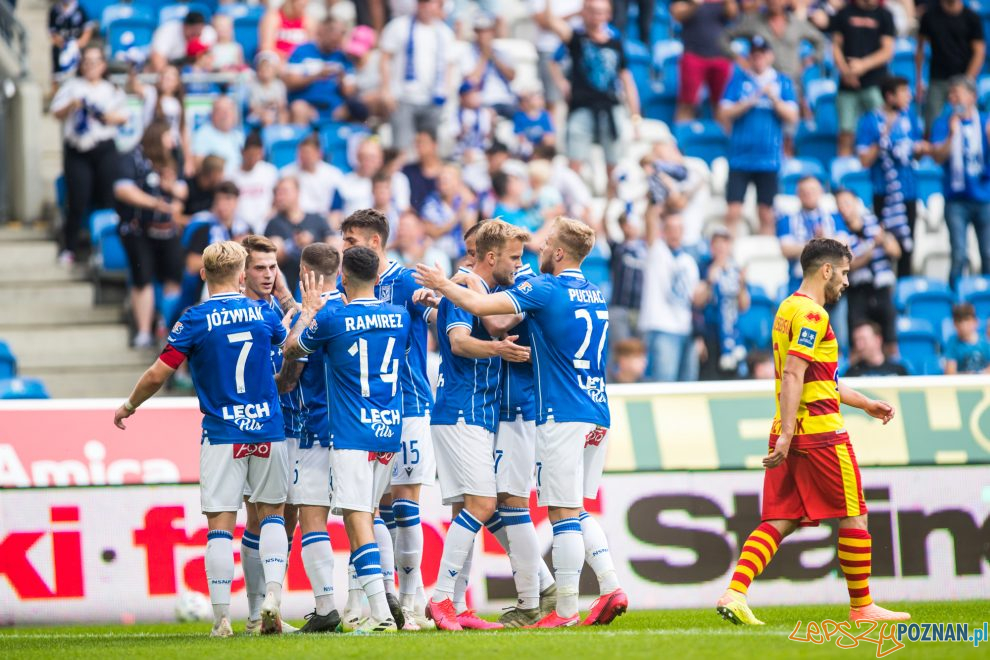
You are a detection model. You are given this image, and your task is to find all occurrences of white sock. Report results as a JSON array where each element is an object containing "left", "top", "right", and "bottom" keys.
[
  {"left": 432, "top": 509, "right": 481, "bottom": 601},
  {"left": 352, "top": 543, "right": 390, "bottom": 621},
  {"left": 206, "top": 530, "right": 233, "bottom": 623},
  {"left": 453, "top": 537, "right": 474, "bottom": 613},
  {"left": 500, "top": 507, "right": 542, "bottom": 610},
  {"left": 393, "top": 499, "right": 423, "bottom": 599},
  {"left": 539, "top": 560, "right": 555, "bottom": 592},
  {"left": 301, "top": 532, "right": 335, "bottom": 616},
  {"left": 259, "top": 515, "right": 288, "bottom": 600},
  {"left": 580, "top": 511, "right": 620, "bottom": 594},
  {"left": 551, "top": 518, "right": 584, "bottom": 618},
  {"left": 374, "top": 517, "right": 397, "bottom": 596},
  {"left": 345, "top": 562, "right": 363, "bottom": 613},
  {"left": 240, "top": 531, "right": 264, "bottom": 620}
]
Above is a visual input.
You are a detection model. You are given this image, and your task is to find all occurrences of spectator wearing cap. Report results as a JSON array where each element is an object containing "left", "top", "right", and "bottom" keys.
[
  {"left": 282, "top": 17, "right": 355, "bottom": 126},
  {"left": 279, "top": 133, "right": 345, "bottom": 226},
  {"left": 181, "top": 38, "right": 216, "bottom": 95},
  {"left": 454, "top": 80, "right": 496, "bottom": 163},
  {"left": 837, "top": 188, "right": 900, "bottom": 354},
  {"left": 529, "top": 0, "right": 583, "bottom": 115},
  {"left": 513, "top": 86, "right": 555, "bottom": 160},
  {"left": 718, "top": 36, "right": 799, "bottom": 236},
  {"left": 917, "top": 0, "right": 985, "bottom": 134},
  {"left": 856, "top": 76, "right": 929, "bottom": 278},
  {"left": 931, "top": 76, "right": 990, "bottom": 290},
  {"left": 671, "top": 0, "right": 738, "bottom": 122},
  {"left": 230, "top": 132, "right": 279, "bottom": 235},
  {"left": 380, "top": 0, "right": 456, "bottom": 152},
  {"left": 698, "top": 228, "right": 750, "bottom": 379},
  {"left": 191, "top": 95, "right": 244, "bottom": 175},
  {"left": 462, "top": 13, "right": 517, "bottom": 119},
  {"left": 259, "top": 0, "right": 315, "bottom": 61},
  {"left": 149, "top": 11, "right": 217, "bottom": 73},
  {"left": 341, "top": 25, "right": 383, "bottom": 121},
  {"left": 831, "top": 0, "right": 896, "bottom": 156},
  {"left": 247, "top": 52, "right": 289, "bottom": 126},
  {"left": 339, "top": 137, "right": 385, "bottom": 216},
  {"left": 540, "top": 0, "right": 641, "bottom": 195}
]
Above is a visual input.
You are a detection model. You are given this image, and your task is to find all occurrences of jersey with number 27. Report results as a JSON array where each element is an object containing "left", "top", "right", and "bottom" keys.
[
  {"left": 503, "top": 269, "right": 610, "bottom": 428},
  {"left": 298, "top": 298, "right": 410, "bottom": 453},
  {"left": 164, "top": 293, "right": 288, "bottom": 444}
]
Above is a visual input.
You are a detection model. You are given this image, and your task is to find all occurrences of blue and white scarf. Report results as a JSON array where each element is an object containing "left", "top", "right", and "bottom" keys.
[
  {"left": 950, "top": 111, "right": 986, "bottom": 193},
  {"left": 874, "top": 111, "right": 914, "bottom": 253}
]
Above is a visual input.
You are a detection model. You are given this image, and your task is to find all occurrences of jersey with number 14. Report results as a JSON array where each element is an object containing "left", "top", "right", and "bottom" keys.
[
  {"left": 503, "top": 269, "right": 609, "bottom": 428},
  {"left": 165, "top": 293, "right": 287, "bottom": 443},
  {"left": 298, "top": 298, "right": 410, "bottom": 453},
  {"left": 770, "top": 292, "right": 844, "bottom": 448}
]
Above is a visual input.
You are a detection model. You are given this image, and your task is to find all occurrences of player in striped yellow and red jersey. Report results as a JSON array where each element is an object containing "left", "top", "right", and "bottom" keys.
[{"left": 715, "top": 238, "right": 910, "bottom": 626}]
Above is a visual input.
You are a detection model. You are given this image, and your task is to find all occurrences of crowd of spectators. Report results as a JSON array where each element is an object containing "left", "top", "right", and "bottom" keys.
[{"left": 46, "top": 0, "right": 990, "bottom": 382}]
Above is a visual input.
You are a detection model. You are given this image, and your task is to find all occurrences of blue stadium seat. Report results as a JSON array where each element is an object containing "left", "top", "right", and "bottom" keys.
[
  {"left": 965, "top": 289, "right": 990, "bottom": 320},
  {"left": 643, "top": 91, "right": 677, "bottom": 125},
  {"left": 262, "top": 124, "right": 308, "bottom": 167},
  {"left": 897, "top": 321, "right": 942, "bottom": 375},
  {"left": 652, "top": 40, "right": 682, "bottom": 94},
  {"left": 97, "top": 224, "right": 129, "bottom": 273},
  {"left": 795, "top": 124, "right": 838, "bottom": 172},
  {"left": 811, "top": 91, "right": 838, "bottom": 134},
  {"left": 978, "top": 75, "right": 990, "bottom": 114},
  {"left": 218, "top": 3, "right": 265, "bottom": 20},
  {"left": 738, "top": 292, "right": 776, "bottom": 351},
  {"left": 318, "top": 121, "right": 371, "bottom": 173},
  {"left": 88, "top": 208, "right": 119, "bottom": 247},
  {"left": 159, "top": 2, "right": 213, "bottom": 24},
  {"left": 82, "top": 0, "right": 118, "bottom": 24},
  {"left": 0, "top": 340, "right": 16, "bottom": 379},
  {"left": 234, "top": 13, "right": 262, "bottom": 61},
  {"left": 894, "top": 276, "right": 951, "bottom": 311},
  {"left": 906, "top": 290, "right": 955, "bottom": 327},
  {"left": 673, "top": 120, "right": 728, "bottom": 165},
  {"left": 623, "top": 39, "right": 653, "bottom": 100},
  {"left": 914, "top": 158, "right": 943, "bottom": 203},
  {"left": 830, "top": 155, "right": 862, "bottom": 185},
  {"left": 107, "top": 17, "right": 156, "bottom": 59},
  {"left": 838, "top": 169, "right": 874, "bottom": 205},
  {"left": 958, "top": 274, "right": 990, "bottom": 302},
  {"left": 890, "top": 38, "right": 917, "bottom": 87},
  {"left": 0, "top": 377, "right": 50, "bottom": 400},
  {"left": 779, "top": 158, "right": 827, "bottom": 195},
  {"left": 99, "top": 3, "right": 155, "bottom": 32}
]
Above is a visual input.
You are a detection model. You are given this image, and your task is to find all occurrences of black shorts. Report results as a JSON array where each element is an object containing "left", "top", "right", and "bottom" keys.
[
  {"left": 120, "top": 232, "right": 184, "bottom": 288},
  {"left": 727, "top": 169, "right": 778, "bottom": 206},
  {"left": 846, "top": 283, "right": 897, "bottom": 344}
]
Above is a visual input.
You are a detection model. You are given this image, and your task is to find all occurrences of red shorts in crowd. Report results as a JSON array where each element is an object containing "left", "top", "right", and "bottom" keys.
[{"left": 677, "top": 51, "right": 733, "bottom": 108}]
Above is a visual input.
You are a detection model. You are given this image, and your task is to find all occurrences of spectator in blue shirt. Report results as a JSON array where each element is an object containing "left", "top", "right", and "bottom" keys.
[
  {"left": 945, "top": 303, "right": 990, "bottom": 374},
  {"left": 512, "top": 87, "right": 555, "bottom": 160},
  {"left": 856, "top": 76, "right": 930, "bottom": 278},
  {"left": 698, "top": 228, "right": 750, "bottom": 379},
  {"left": 930, "top": 76, "right": 990, "bottom": 290},
  {"left": 282, "top": 17, "right": 355, "bottom": 125},
  {"left": 717, "top": 36, "right": 799, "bottom": 235},
  {"left": 608, "top": 213, "right": 647, "bottom": 347}
]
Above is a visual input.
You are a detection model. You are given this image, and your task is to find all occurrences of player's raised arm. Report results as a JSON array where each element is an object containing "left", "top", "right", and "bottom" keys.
[
  {"left": 282, "top": 270, "right": 327, "bottom": 362},
  {"left": 113, "top": 358, "right": 178, "bottom": 429},
  {"left": 414, "top": 263, "right": 517, "bottom": 316},
  {"left": 837, "top": 382, "right": 895, "bottom": 425}
]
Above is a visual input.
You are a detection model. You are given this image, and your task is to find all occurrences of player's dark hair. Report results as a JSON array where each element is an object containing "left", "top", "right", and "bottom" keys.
[
  {"left": 800, "top": 238, "right": 852, "bottom": 277},
  {"left": 881, "top": 76, "right": 909, "bottom": 101},
  {"left": 184, "top": 11, "right": 207, "bottom": 26},
  {"left": 953, "top": 303, "right": 976, "bottom": 322},
  {"left": 342, "top": 246, "right": 379, "bottom": 284},
  {"left": 215, "top": 181, "right": 240, "bottom": 197},
  {"left": 302, "top": 243, "right": 341, "bottom": 278},
  {"left": 341, "top": 208, "right": 390, "bottom": 244}
]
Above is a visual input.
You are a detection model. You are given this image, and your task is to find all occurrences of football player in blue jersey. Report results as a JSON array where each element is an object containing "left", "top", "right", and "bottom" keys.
[
  {"left": 426, "top": 221, "right": 532, "bottom": 631},
  {"left": 415, "top": 216, "right": 627, "bottom": 628},
  {"left": 340, "top": 209, "right": 435, "bottom": 629},
  {"left": 281, "top": 243, "right": 345, "bottom": 633},
  {"left": 283, "top": 246, "right": 410, "bottom": 634},
  {"left": 114, "top": 241, "right": 292, "bottom": 637}
]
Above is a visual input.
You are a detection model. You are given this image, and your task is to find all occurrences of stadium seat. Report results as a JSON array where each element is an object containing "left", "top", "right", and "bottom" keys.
[
  {"left": 88, "top": 208, "right": 119, "bottom": 247},
  {"left": 97, "top": 224, "right": 129, "bottom": 274},
  {"left": 652, "top": 40, "right": 682, "bottom": 94},
  {"left": 905, "top": 289, "right": 955, "bottom": 327},
  {"left": 795, "top": 124, "right": 838, "bottom": 172},
  {"left": 978, "top": 75, "right": 990, "bottom": 114},
  {"left": 779, "top": 158, "right": 827, "bottom": 195},
  {"left": 159, "top": 3, "right": 213, "bottom": 24},
  {"left": 838, "top": 169, "right": 874, "bottom": 205},
  {"left": 107, "top": 17, "right": 156, "bottom": 59},
  {"left": 234, "top": 13, "right": 262, "bottom": 62},
  {"left": 99, "top": 3, "right": 155, "bottom": 32},
  {"left": 673, "top": 120, "right": 728, "bottom": 166},
  {"left": 623, "top": 39, "right": 654, "bottom": 100},
  {"left": 0, "top": 340, "right": 16, "bottom": 379},
  {"left": 958, "top": 274, "right": 990, "bottom": 301},
  {"left": 890, "top": 38, "right": 917, "bottom": 87},
  {"left": 0, "top": 377, "right": 50, "bottom": 400},
  {"left": 897, "top": 319, "right": 942, "bottom": 375},
  {"left": 811, "top": 91, "right": 838, "bottom": 134},
  {"left": 262, "top": 124, "right": 308, "bottom": 168},
  {"left": 739, "top": 295, "right": 775, "bottom": 351},
  {"left": 914, "top": 158, "right": 943, "bottom": 203},
  {"left": 893, "top": 276, "right": 950, "bottom": 311},
  {"left": 643, "top": 91, "right": 678, "bottom": 125},
  {"left": 318, "top": 121, "right": 371, "bottom": 173}
]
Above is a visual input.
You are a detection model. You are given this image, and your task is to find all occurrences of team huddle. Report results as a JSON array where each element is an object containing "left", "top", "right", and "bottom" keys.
[{"left": 113, "top": 211, "right": 909, "bottom": 636}]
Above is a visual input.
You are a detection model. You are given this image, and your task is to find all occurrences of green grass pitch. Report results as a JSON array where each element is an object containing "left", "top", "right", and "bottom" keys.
[{"left": 2, "top": 602, "right": 987, "bottom": 659}]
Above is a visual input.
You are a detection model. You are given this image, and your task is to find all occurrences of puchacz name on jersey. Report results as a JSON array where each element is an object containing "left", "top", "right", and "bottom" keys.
[
  {"left": 568, "top": 288, "right": 607, "bottom": 304},
  {"left": 344, "top": 313, "right": 405, "bottom": 332},
  {"left": 205, "top": 305, "right": 266, "bottom": 332},
  {"left": 221, "top": 401, "right": 273, "bottom": 432}
]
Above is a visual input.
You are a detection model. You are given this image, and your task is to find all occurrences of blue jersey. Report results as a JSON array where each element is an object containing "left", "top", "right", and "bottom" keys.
[
  {"left": 298, "top": 291, "right": 345, "bottom": 447},
  {"left": 503, "top": 269, "right": 610, "bottom": 427},
  {"left": 167, "top": 293, "right": 287, "bottom": 443},
  {"left": 299, "top": 298, "right": 410, "bottom": 452},
  {"left": 856, "top": 109, "right": 923, "bottom": 200},
  {"left": 501, "top": 266, "right": 536, "bottom": 422},
  {"left": 261, "top": 297, "right": 306, "bottom": 439},
  {"left": 433, "top": 281, "right": 502, "bottom": 433},
  {"left": 720, "top": 68, "right": 796, "bottom": 172}
]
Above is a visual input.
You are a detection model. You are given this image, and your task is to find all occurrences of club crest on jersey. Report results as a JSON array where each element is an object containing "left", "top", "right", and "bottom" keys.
[
  {"left": 308, "top": 318, "right": 319, "bottom": 332},
  {"left": 379, "top": 284, "right": 393, "bottom": 303},
  {"left": 517, "top": 281, "right": 533, "bottom": 294},
  {"left": 797, "top": 327, "right": 818, "bottom": 349},
  {"left": 805, "top": 311, "right": 822, "bottom": 323},
  {"left": 170, "top": 322, "right": 184, "bottom": 335}
]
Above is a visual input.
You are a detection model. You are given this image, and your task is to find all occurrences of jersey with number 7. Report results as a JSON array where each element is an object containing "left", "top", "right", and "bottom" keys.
[
  {"left": 297, "top": 297, "right": 411, "bottom": 453},
  {"left": 501, "top": 269, "right": 610, "bottom": 428}
]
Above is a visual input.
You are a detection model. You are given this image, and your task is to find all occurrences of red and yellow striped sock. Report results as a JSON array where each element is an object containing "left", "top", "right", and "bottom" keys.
[
  {"left": 729, "top": 523, "right": 783, "bottom": 595},
  {"left": 838, "top": 528, "right": 873, "bottom": 608}
]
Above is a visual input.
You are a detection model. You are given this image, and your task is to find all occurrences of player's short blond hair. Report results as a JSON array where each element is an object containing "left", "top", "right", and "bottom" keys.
[
  {"left": 203, "top": 241, "right": 247, "bottom": 283},
  {"left": 551, "top": 216, "right": 595, "bottom": 262},
  {"left": 475, "top": 219, "right": 530, "bottom": 258}
]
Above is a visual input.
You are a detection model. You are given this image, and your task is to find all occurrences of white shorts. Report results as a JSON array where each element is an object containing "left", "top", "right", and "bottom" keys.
[
  {"left": 201, "top": 440, "right": 289, "bottom": 513},
  {"left": 330, "top": 449, "right": 395, "bottom": 515},
  {"left": 242, "top": 437, "right": 296, "bottom": 499},
  {"left": 288, "top": 437, "right": 332, "bottom": 507},
  {"left": 390, "top": 414, "right": 436, "bottom": 487},
  {"left": 494, "top": 417, "right": 537, "bottom": 498},
  {"left": 433, "top": 421, "right": 497, "bottom": 506},
  {"left": 535, "top": 421, "right": 609, "bottom": 508}
]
